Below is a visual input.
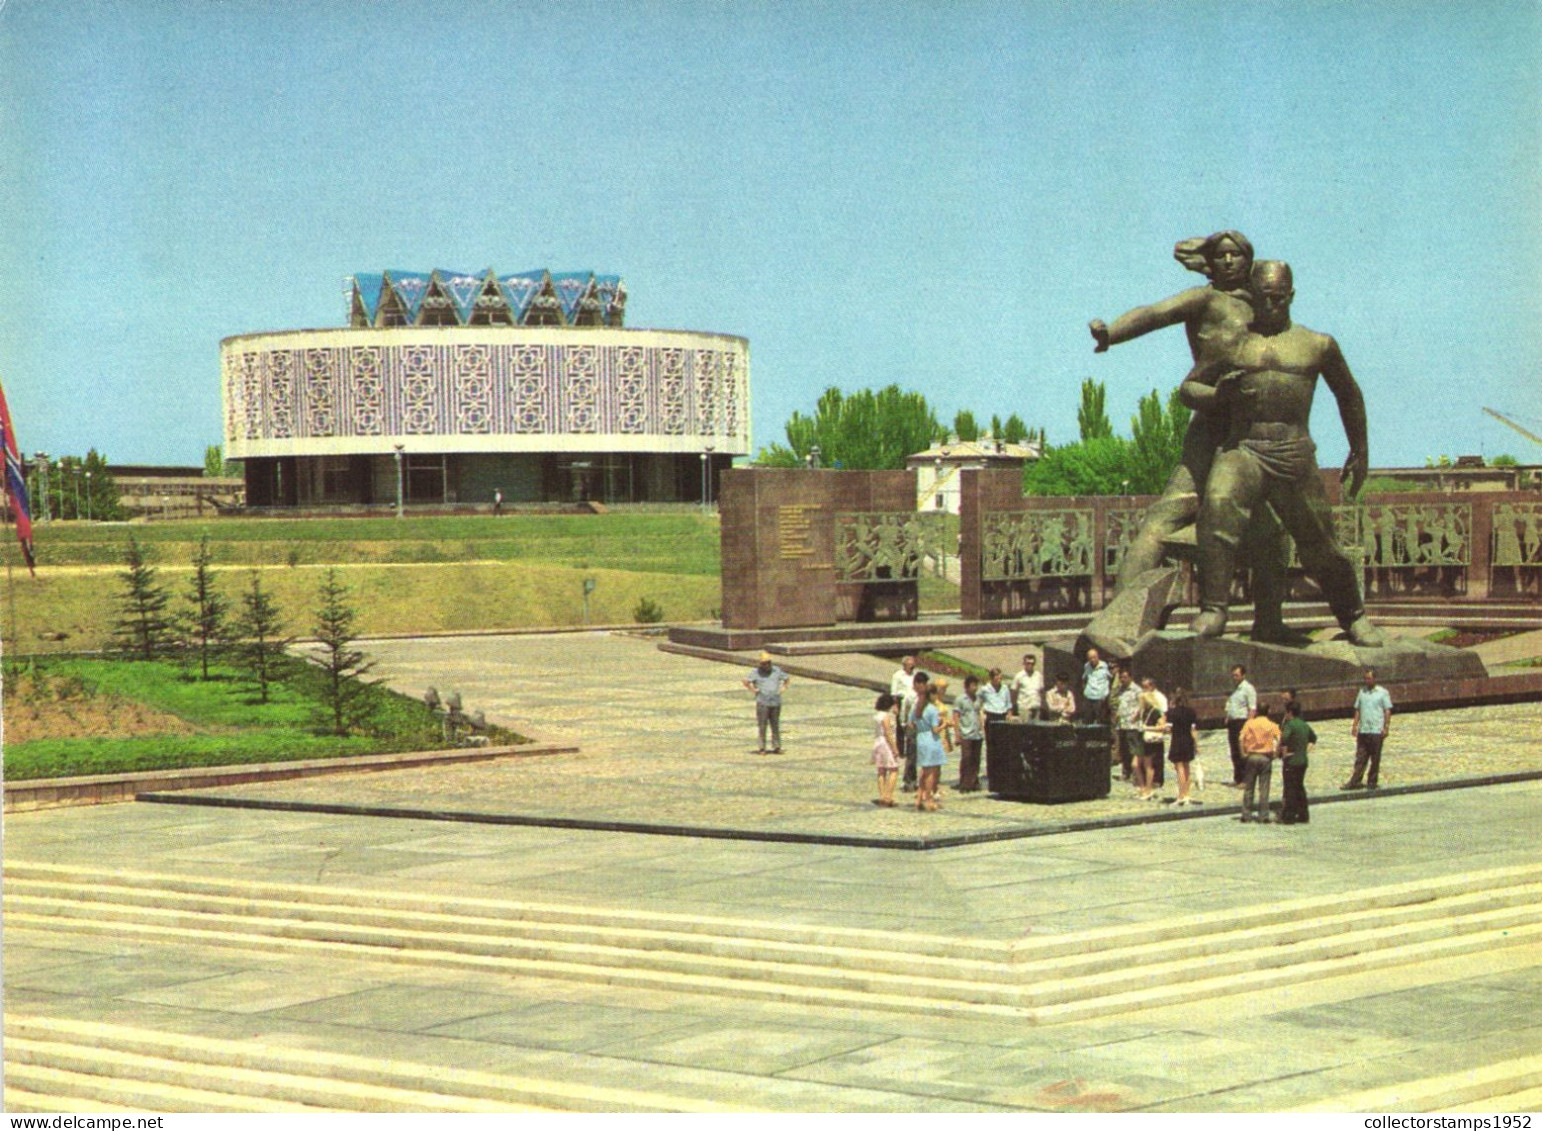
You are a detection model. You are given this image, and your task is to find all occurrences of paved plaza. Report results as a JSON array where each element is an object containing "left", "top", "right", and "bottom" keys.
[{"left": 5, "top": 630, "right": 1542, "bottom": 1111}]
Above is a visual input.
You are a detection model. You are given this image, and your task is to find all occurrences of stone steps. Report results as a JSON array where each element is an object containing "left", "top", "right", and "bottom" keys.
[
  {"left": 8, "top": 861, "right": 1542, "bottom": 1024},
  {"left": 1, "top": 1015, "right": 752, "bottom": 1114},
  {"left": 1292, "top": 1053, "right": 1542, "bottom": 1113}
]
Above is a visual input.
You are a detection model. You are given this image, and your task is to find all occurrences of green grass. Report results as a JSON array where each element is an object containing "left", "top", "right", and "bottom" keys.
[
  {"left": 0, "top": 513, "right": 724, "bottom": 572},
  {"left": 915, "top": 650, "right": 991, "bottom": 682},
  {"left": 0, "top": 511, "right": 958, "bottom": 652},
  {"left": 3, "top": 656, "right": 522, "bottom": 781}
]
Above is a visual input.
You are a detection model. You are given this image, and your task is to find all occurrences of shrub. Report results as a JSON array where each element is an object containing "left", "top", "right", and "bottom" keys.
[{"left": 633, "top": 596, "right": 665, "bottom": 624}]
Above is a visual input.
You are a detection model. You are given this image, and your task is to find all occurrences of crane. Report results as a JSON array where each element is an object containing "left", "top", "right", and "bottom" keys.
[{"left": 1482, "top": 407, "right": 1542, "bottom": 450}]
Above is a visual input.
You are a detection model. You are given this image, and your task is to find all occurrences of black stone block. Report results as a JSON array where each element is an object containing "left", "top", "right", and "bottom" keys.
[{"left": 986, "top": 719, "right": 1111, "bottom": 803}]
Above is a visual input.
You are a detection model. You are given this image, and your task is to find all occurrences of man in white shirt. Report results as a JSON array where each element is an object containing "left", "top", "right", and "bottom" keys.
[
  {"left": 1224, "top": 664, "right": 1257, "bottom": 787},
  {"left": 1010, "top": 653, "right": 1044, "bottom": 720},
  {"left": 900, "top": 669, "right": 929, "bottom": 793},
  {"left": 890, "top": 655, "right": 917, "bottom": 701}
]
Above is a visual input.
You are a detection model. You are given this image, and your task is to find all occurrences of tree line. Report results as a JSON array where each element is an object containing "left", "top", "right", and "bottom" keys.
[
  {"left": 113, "top": 535, "right": 374, "bottom": 736},
  {"left": 753, "top": 379, "right": 1190, "bottom": 496}
]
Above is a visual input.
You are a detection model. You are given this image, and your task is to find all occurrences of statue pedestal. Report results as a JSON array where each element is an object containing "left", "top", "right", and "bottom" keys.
[{"left": 1043, "top": 628, "right": 1487, "bottom": 698}]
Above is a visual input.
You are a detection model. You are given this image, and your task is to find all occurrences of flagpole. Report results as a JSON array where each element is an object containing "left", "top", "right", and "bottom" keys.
[{"left": 2, "top": 474, "right": 15, "bottom": 679}]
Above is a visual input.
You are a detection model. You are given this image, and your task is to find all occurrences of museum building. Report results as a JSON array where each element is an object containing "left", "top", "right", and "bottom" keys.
[{"left": 221, "top": 268, "right": 749, "bottom": 508}]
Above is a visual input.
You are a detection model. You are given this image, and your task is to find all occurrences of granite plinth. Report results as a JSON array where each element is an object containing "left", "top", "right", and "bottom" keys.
[
  {"left": 985, "top": 719, "right": 1111, "bottom": 803},
  {"left": 1043, "top": 628, "right": 1489, "bottom": 698},
  {"left": 1080, "top": 565, "right": 1186, "bottom": 658}
]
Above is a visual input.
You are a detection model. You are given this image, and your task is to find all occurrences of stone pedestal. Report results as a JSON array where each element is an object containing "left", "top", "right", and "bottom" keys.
[
  {"left": 985, "top": 719, "right": 1111, "bottom": 803},
  {"left": 1043, "top": 629, "right": 1487, "bottom": 698}
]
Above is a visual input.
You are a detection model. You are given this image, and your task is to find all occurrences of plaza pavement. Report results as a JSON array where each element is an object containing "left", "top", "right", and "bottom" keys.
[{"left": 5, "top": 630, "right": 1542, "bottom": 1111}]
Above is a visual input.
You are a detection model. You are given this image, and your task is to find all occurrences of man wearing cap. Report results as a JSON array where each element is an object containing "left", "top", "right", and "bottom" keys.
[{"left": 743, "top": 652, "right": 791, "bottom": 754}]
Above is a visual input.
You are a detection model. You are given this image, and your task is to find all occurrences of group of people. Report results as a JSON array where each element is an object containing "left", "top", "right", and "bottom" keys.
[
  {"left": 1218, "top": 663, "right": 1393, "bottom": 824},
  {"left": 747, "top": 648, "right": 1396, "bottom": 826},
  {"left": 863, "top": 653, "right": 1045, "bottom": 811}
]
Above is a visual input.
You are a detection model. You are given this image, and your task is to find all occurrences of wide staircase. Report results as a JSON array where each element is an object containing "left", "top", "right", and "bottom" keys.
[{"left": 7, "top": 859, "right": 1542, "bottom": 1111}]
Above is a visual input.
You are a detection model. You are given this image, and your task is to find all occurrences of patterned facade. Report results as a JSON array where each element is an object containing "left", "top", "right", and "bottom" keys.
[
  {"left": 223, "top": 329, "right": 747, "bottom": 457},
  {"left": 221, "top": 326, "right": 749, "bottom": 507}
]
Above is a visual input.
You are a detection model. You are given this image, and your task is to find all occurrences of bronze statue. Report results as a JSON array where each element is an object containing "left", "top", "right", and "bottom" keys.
[
  {"left": 1089, "top": 231, "right": 1292, "bottom": 641},
  {"left": 1183, "top": 261, "right": 1384, "bottom": 647}
]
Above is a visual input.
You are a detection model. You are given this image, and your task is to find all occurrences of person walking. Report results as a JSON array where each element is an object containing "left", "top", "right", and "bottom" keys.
[
  {"left": 955, "top": 675, "right": 985, "bottom": 793},
  {"left": 1010, "top": 653, "right": 1044, "bottom": 720},
  {"left": 1113, "top": 666, "right": 1143, "bottom": 784},
  {"left": 1224, "top": 664, "right": 1257, "bottom": 787},
  {"left": 1165, "top": 687, "right": 1200, "bottom": 805},
  {"left": 1278, "top": 698, "right": 1316, "bottom": 823},
  {"left": 1343, "top": 668, "right": 1393, "bottom": 790},
  {"left": 914, "top": 685, "right": 947, "bottom": 811},
  {"left": 1238, "top": 700, "right": 1282, "bottom": 822},
  {"left": 1137, "top": 677, "right": 1169, "bottom": 801},
  {"left": 870, "top": 692, "right": 901, "bottom": 807},
  {"left": 743, "top": 652, "right": 790, "bottom": 754}
]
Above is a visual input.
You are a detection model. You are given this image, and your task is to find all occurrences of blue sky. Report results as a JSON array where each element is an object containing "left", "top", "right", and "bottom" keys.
[{"left": 2, "top": 0, "right": 1539, "bottom": 469}]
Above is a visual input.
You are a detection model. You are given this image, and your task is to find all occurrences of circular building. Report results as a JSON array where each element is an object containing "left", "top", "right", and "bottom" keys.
[{"left": 222, "top": 268, "right": 749, "bottom": 508}]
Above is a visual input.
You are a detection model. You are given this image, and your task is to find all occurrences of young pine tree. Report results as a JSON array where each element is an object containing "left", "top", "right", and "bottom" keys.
[
  {"left": 184, "top": 535, "right": 228, "bottom": 680},
  {"left": 310, "top": 568, "right": 377, "bottom": 736},
  {"left": 233, "top": 571, "right": 290, "bottom": 703},
  {"left": 112, "top": 536, "right": 176, "bottom": 659}
]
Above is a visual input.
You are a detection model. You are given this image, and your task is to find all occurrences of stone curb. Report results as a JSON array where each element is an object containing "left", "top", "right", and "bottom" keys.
[
  {"left": 135, "top": 769, "right": 1542, "bottom": 852},
  {"left": 2, "top": 742, "right": 576, "bottom": 814}
]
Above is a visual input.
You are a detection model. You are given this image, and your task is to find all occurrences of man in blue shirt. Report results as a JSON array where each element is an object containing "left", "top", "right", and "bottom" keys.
[
  {"left": 1343, "top": 667, "right": 1393, "bottom": 790},
  {"left": 743, "top": 652, "right": 791, "bottom": 754},
  {"left": 1080, "top": 647, "right": 1113, "bottom": 728}
]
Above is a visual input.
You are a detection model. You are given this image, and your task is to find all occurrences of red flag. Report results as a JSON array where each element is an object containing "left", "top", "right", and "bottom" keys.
[{"left": 0, "top": 378, "right": 37, "bottom": 575}]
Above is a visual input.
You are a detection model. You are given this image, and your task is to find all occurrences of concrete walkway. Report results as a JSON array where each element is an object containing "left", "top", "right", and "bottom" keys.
[
  {"left": 5, "top": 630, "right": 1542, "bottom": 1112},
  {"left": 141, "top": 632, "right": 1542, "bottom": 850}
]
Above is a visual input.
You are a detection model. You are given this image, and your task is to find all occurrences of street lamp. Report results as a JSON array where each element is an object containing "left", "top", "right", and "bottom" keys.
[
  {"left": 700, "top": 443, "right": 715, "bottom": 512},
  {"left": 393, "top": 444, "right": 405, "bottom": 519},
  {"left": 72, "top": 466, "right": 80, "bottom": 521},
  {"left": 84, "top": 470, "right": 92, "bottom": 521}
]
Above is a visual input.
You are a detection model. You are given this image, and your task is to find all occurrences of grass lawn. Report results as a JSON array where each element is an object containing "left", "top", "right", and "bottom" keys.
[
  {"left": 0, "top": 512, "right": 959, "bottom": 652},
  {"left": 3, "top": 656, "right": 523, "bottom": 781}
]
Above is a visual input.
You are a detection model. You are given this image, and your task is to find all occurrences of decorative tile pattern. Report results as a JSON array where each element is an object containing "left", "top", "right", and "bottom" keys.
[{"left": 225, "top": 338, "right": 747, "bottom": 448}]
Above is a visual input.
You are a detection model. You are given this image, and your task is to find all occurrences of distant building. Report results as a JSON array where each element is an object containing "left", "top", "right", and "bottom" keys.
[
  {"left": 222, "top": 268, "right": 749, "bottom": 509},
  {"left": 1370, "top": 461, "right": 1542, "bottom": 493},
  {"left": 907, "top": 437, "right": 1041, "bottom": 514},
  {"left": 108, "top": 465, "right": 244, "bottom": 519}
]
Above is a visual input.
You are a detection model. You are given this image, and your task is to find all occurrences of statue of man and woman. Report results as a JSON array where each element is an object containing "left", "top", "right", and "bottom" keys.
[{"left": 1089, "top": 232, "right": 1384, "bottom": 648}]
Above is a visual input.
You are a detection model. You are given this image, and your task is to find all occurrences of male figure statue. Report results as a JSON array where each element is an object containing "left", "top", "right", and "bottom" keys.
[
  {"left": 1089, "top": 231, "right": 1292, "bottom": 640},
  {"left": 1182, "top": 261, "right": 1384, "bottom": 647}
]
